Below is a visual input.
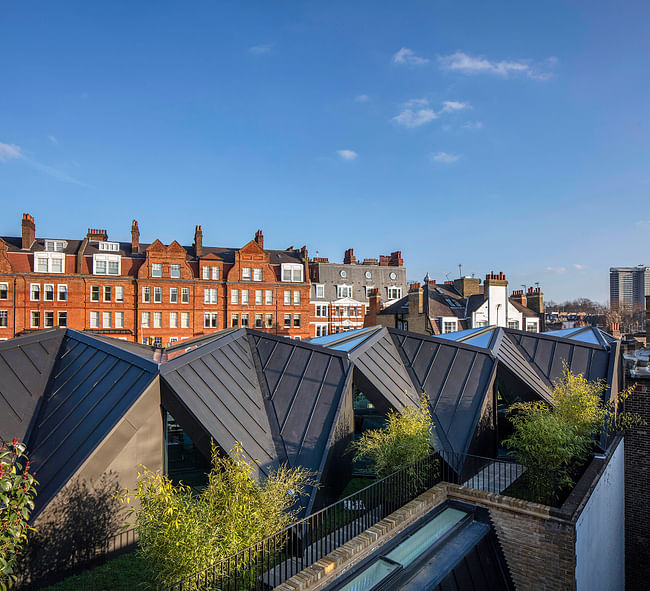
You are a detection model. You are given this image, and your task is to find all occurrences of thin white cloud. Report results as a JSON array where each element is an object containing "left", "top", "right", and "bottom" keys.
[
  {"left": 337, "top": 149, "right": 358, "bottom": 161},
  {"left": 355, "top": 94, "right": 369, "bottom": 102},
  {"left": 249, "top": 44, "right": 273, "bottom": 55},
  {"left": 392, "top": 47, "right": 429, "bottom": 65},
  {"left": 440, "top": 101, "right": 469, "bottom": 113},
  {"left": 438, "top": 51, "right": 555, "bottom": 80},
  {"left": 545, "top": 266, "right": 567, "bottom": 274},
  {"left": 573, "top": 264, "right": 587, "bottom": 270},
  {"left": 430, "top": 152, "right": 459, "bottom": 164},
  {"left": 463, "top": 120, "right": 483, "bottom": 129},
  {"left": 392, "top": 99, "right": 469, "bottom": 128},
  {"left": 0, "top": 142, "right": 24, "bottom": 161},
  {"left": 48, "top": 135, "right": 58, "bottom": 145},
  {"left": 0, "top": 140, "right": 85, "bottom": 186}
]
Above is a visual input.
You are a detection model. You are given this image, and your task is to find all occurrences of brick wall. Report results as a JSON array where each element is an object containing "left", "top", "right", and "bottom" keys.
[
  {"left": 447, "top": 486, "right": 576, "bottom": 591},
  {"left": 624, "top": 376, "right": 650, "bottom": 590}
]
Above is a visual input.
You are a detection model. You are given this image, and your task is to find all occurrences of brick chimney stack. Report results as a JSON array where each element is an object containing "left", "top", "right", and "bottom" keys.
[
  {"left": 255, "top": 229, "right": 264, "bottom": 249},
  {"left": 526, "top": 286, "right": 544, "bottom": 314},
  {"left": 344, "top": 248, "right": 356, "bottom": 264},
  {"left": 510, "top": 289, "right": 527, "bottom": 308},
  {"left": 21, "top": 213, "right": 35, "bottom": 250},
  {"left": 131, "top": 220, "right": 140, "bottom": 254},
  {"left": 389, "top": 251, "right": 404, "bottom": 267},
  {"left": 365, "top": 288, "right": 381, "bottom": 327},
  {"left": 87, "top": 228, "right": 108, "bottom": 241},
  {"left": 194, "top": 225, "right": 203, "bottom": 257},
  {"left": 453, "top": 277, "right": 481, "bottom": 297},
  {"left": 408, "top": 282, "right": 424, "bottom": 315}
]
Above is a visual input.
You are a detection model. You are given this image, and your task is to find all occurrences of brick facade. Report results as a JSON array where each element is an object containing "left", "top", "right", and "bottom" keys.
[
  {"left": 0, "top": 214, "right": 312, "bottom": 344},
  {"left": 624, "top": 376, "right": 650, "bottom": 590}
]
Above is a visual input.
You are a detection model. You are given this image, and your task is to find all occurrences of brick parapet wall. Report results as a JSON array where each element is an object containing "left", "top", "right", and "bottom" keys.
[
  {"left": 446, "top": 485, "right": 576, "bottom": 591},
  {"left": 623, "top": 376, "right": 650, "bottom": 590}
]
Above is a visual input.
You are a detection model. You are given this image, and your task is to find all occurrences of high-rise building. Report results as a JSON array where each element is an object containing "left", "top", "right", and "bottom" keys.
[{"left": 609, "top": 265, "right": 650, "bottom": 313}]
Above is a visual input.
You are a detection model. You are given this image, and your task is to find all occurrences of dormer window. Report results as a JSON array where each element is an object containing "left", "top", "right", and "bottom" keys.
[
  {"left": 93, "top": 253, "right": 121, "bottom": 275},
  {"left": 34, "top": 252, "right": 65, "bottom": 273},
  {"left": 45, "top": 240, "right": 67, "bottom": 252},
  {"left": 281, "top": 263, "right": 303, "bottom": 282},
  {"left": 98, "top": 241, "right": 119, "bottom": 252}
]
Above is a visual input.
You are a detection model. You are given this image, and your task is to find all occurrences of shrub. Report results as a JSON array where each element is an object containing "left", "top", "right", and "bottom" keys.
[
  {"left": 504, "top": 364, "right": 642, "bottom": 504},
  {"left": 123, "top": 443, "right": 314, "bottom": 588},
  {"left": 350, "top": 396, "right": 433, "bottom": 478},
  {"left": 1, "top": 439, "right": 38, "bottom": 590}
]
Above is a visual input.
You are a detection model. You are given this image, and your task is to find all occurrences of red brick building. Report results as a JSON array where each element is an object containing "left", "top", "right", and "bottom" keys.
[{"left": 0, "top": 214, "right": 312, "bottom": 344}]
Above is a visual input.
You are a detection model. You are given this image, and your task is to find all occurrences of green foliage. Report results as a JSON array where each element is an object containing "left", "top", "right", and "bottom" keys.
[
  {"left": 0, "top": 439, "right": 38, "bottom": 590},
  {"left": 43, "top": 552, "right": 152, "bottom": 591},
  {"left": 350, "top": 396, "right": 433, "bottom": 478},
  {"left": 122, "top": 443, "right": 314, "bottom": 588},
  {"left": 504, "top": 364, "right": 643, "bottom": 505}
]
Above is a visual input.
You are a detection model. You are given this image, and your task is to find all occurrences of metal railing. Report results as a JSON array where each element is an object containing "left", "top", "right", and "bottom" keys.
[{"left": 163, "top": 453, "right": 443, "bottom": 591}]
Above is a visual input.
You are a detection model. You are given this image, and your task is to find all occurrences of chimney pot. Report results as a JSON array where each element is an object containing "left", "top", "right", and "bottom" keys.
[{"left": 254, "top": 229, "right": 264, "bottom": 249}]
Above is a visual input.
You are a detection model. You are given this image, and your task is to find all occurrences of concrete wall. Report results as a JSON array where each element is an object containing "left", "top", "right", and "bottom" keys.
[{"left": 575, "top": 438, "right": 625, "bottom": 591}]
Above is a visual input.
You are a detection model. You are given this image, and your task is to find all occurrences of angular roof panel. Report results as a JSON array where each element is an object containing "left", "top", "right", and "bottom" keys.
[
  {"left": 25, "top": 330, "right": 158, "bottom": 517},
  {"left": 0, "top": 329, "right": 66, "bottom": 442}
]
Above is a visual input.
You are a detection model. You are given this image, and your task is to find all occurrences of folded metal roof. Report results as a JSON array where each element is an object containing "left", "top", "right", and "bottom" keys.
[{"left": 24, "top": 330, "right": 159, "bottom": 517}]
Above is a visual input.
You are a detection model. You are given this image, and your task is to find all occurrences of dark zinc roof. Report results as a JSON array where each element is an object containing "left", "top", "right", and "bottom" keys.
[
  {"left": 0, "top": 330, "right": 65, "bottom": 442},
  {"left": 389, "top": 329, "right": 497, "bottom": 466},
  {"left": 161, "top": 329, "right": 351, "bottom": 510},
  {"left": 25, "top": 330, "right": 158, "bottom": 517}
]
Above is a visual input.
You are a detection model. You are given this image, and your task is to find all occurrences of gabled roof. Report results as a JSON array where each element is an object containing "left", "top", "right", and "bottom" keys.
[
  {"left": 25, "top": 330, "right": 159, "bottom": 517},
  {"left": 161, "top": 329, "right": 351, "bottom": 510},
  {"left": 0, "top": 329, "right": 66, "bottom": 442},
  {"left": 388, "top": 329, "right": 498, "bottom": 470}
]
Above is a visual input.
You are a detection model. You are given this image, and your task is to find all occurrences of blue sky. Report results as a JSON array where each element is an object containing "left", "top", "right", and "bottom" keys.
[{"left": 1, "top": 1, "right": 649, "bottom": 303}]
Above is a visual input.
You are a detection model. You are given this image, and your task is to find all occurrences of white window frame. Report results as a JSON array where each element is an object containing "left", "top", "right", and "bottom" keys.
[
  {"left": 204, "top": 312, "right": 218, "bottom": 328},
  {"left": 97, "top": 241, "right": 119, "bottom": 252},
  {"left": 35, "top": 252, "right": 65, "bottom": 273},
  {"left": 242, "top": 267, "right": 252, "bottom": 281},
  {"left": 253, "top": 268, "right": 262, "bottom": 281},
  {"left": 255, "top": 290, "right": 263, "bottom": 305},
  {"left": 231, "top": 313, "right": 239, "bottom": 328},
  {"left": 153, "top": 312, "right": 162, "bottom": 329},
  {"left": 202, "top": 266, "right": 210, "bottom": 280},
  {"left": 115, "top": 285, "right": 124, "bottom": 302},
  {"left": 153, "top": 286, "right": 162, "bottom": 303},
  {"left": 231, "top": 289, "right": 239, "bottom": 304},
  {"left": 103, "top": 285, "right": 112, "bottom": 302},
  {"left": 57, "top": 284, "right": 67, "bottom": 301},
  {"left": 115, "top": 311, "right": 124, "bottom": 329},
  {"left": 293, "top": 313, "right": 301, "bottom": 328},
  {"left": 315, "top": 324, "right": 328, "bottom": 337},
  {"left": 44, "top": 284, "right": 55, "bottom": 302},
  {"left": 293, "top": 291, "right": 300, "bottom": 305},
  {"left": 281, "top": 263, "right": 303, "bottom": 282},
  {"left": 241, "top": 289, "right": 249, "bottom": 305},
  {"left": 141, "top": 312, "right": 151, "bottom": 328},
  {"left": 142, "top": 286, "right": 151, "bottom": 303},
  {"left": 255, "top": 313, "right": 263, "bottom": 328},
  {"left": 315, "top": 284, "right": 324, "bottom": 298},
  {"left": 102, "top": 312, "right": 112, "bottom": 329},
  {"left": 90, "top": 285, "right": 100, "bottom": 302},
  {"left": 170, "top": 312, "right": 179, "bottom": 329},
  {"left": 93, "top": 253, "right": 121, "bottom": 276},
  {"left": 0, "top": 310, "right": 8, "bottom": 328},
  {"left": 284, "top": 290, "right": 291, "bottom": 305},
  {"left": 170, "top": 264, "right": 181, "bottom": 279},
  {"left": 152, "top": 263, "right": 163, "bottom": 278},
  {"left": 57, "top": 310, "right": 67, "bottom": 327},
  {"left": 284, "top": 313, "right": 291, "bottom": 328},
  {"left": 442, "top": 320, "right": 457, "bottom": 334},
  {"left": 45, "top": 240, "right": 67, "bottom": 252},
  {"left": 387, "top": 287, "right": 402, "bottom": 300},
  {"left": 204, "top": 288, "right": 217, "bottom": 305},
  {"left": 170, "top": 287, "right": 178, "bottom": 303},
  {"left": 265, "top": 290, "right": 273, "bottom": 305},
  {"left": 89, "top": 311, "right": 99, "bottom": 329},
  {"left": 30, "top": 284, "right": 41, "bottom": 301},
  {"left": 265, "top": 313, "right": 273, "bottom": 328},
  {"left": 0, "top": 283, "right": 8, "bottom": 300},
  {"left": 337, "top": 285, "right": 353, "bottom": 298},
  {"left": 30, "top": 310, "right": 40, "bottom": 328},
  {"left": 211, "top": 266, "right": 219, "bottom": 280},
  {"left": 181, "top": 287, "right": 190, "bottom": 304},
  {"left": 181, "top": 312, "right": 190, "bottom": 328},
  {"left": 44, "top": 310, "right": 54, "bottom": 328},
  {"left": 241, "top": 313, "right": 249, "bottom": 327}
]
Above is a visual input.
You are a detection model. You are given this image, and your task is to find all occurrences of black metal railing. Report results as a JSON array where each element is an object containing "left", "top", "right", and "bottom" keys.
[{"left": 163, "top": 453, "right": 443, "bottom": 591}]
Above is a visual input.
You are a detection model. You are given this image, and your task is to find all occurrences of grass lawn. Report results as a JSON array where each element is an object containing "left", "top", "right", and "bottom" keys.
[
  {"left": 339, "top": 476, "right": 375, "bottom": 499},
  {"left": 43, "top": 551, "right": 154, "bottom": 591}
]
